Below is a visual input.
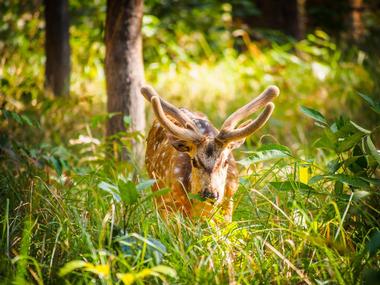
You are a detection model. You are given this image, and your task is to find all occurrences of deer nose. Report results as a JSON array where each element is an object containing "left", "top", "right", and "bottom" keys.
[{"left": 200, "top": 188, "right": 218, "bottom": 201}]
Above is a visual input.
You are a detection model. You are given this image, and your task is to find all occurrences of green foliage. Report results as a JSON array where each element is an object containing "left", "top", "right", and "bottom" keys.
[
  {"left": 1, "top": 89, "right": 379, "bottom": 284},
  {"left": 1, "top": 1, "right": 380, "bottom": 284},
  {"left": 145, "top": 30, "right": 376, "bottom": 149},
  {"left": 238, "top": 143, "right": 291, "bottom": 167}
]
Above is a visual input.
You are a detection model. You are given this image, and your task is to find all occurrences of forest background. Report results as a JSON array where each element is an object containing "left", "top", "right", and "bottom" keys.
[{"left": 1, "top": 0, "right": 380, "bottom": 284}]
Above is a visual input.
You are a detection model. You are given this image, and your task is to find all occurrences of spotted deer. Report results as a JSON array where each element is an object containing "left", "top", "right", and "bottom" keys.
[{"left": 141, "top": 85, "right": 279, "bottom": 221}]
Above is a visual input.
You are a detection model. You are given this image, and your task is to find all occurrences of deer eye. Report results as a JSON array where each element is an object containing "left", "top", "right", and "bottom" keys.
[{"left": 191, "top": 158, "right": 199, "bottom": 168}]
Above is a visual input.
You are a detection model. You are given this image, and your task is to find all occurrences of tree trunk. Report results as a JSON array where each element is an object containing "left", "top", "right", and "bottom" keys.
[
  {"left": 249, "top": 0, "right": 306, "bottom": 40},
  {"left": 349, "top": 0, "right": 365, "bottom": 41},
  {"left": 44, "top": 0, "right": 70, "bottom": 97},
  {"left": 306, "top": 0, "right": 351, "bottom": 38},
  {"left": 279, "top": 0, "right": 305, "bottom": 40},
  {"left": 105, "top": 0, "right": 145, "bottom": 161}
]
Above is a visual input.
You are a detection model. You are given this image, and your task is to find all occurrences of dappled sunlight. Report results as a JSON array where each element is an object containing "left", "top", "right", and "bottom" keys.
[{"left": 1, "top": 0, "right": 379, "bottom": 284}]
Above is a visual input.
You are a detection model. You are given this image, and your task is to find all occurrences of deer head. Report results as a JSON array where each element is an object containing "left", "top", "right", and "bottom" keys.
[{"left": 141, "top": 85, "right": 279, "bottom": 205}]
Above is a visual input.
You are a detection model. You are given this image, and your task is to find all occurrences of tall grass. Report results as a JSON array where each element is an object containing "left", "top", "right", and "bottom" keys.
[
  {"left": 1, "top": 14, "right": 379, "bottom": 283},
  {"left": 1, "top": 101, "right": 379, "bottom": 283}
]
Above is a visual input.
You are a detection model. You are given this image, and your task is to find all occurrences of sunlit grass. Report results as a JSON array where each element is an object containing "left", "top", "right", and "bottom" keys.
[
  {"left": 1, "top": 124, "right": 379, "bottom": 284},
  {"left": 1, "top": 16, "right": 379, "bottom": 283},
  {"left": 147, "top": 32, "right": 374, "bottom": 149}
]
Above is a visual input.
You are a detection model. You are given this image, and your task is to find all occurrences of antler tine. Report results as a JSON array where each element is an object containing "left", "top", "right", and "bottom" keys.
[
  {"left": 141, "top": 85, "right": 199, "bottom": 133},
  {"left": 217, "top": 103, "right": 275, "bottom": 143},
  {"left": 151, "top": 96, "right": 203, "bottom": 142},
  {"left": 220, "top": 85, "right": 279, "bottom": 131}
]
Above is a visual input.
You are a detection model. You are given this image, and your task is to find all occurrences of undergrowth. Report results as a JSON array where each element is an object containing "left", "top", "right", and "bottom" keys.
[
  {"left": 0, "top": 7, "right": 380, "bottom": 283},
  {"left": 0, "top": 89, "right": 379, "bottom": 283}
]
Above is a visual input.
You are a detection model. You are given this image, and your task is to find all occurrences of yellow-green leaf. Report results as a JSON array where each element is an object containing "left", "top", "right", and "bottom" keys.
[
  {"left": 59, "top": 260, "right": 88, "bottom": 277},
  {"left": 151, "top": 265, "right": 177, "bottom": 278},
  {"left": 299, "top": 166, "right": 309, "bottom": 184},
  {"left": 84, "top": 264, "right": 110, "bottom": 278},
  {"left": 366, "top": 136, "right": 380, "bottom": 165},
  {"left": 117, "top": 273, "right": 136, "bottom": 285}
]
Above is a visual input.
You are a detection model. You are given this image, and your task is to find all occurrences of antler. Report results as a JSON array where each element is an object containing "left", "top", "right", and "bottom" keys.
[
  {"left": 220, "top": 86, "right": 279, "bottom": 131},
  {"left": 141, "top": 85, "right": 199, "bottom": 133},
  {"left": 217, "top": 86, "right": 279, "bottom": 143},
  {"left": 150, "top": 96, "right": 203, "bottom": 142},
  {"left": 217, "top": 103, "right": 275, "bottom": 143}
]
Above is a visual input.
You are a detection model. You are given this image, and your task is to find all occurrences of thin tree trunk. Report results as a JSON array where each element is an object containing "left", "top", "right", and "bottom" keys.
[
  {"left": 248, "top": 0, "right": 306, "bottom": 40},
  {"left": 105, "top": 0, "right": 145, "bottom": 161},
  {"left": 349, "top": 0, "right": 365, "bottom": 41},
  {"left": 44, "top": 0, "right": 70, "bottom": 97},
  {"left": 296, "top": 0, "right": 306, "bottom": 40}
]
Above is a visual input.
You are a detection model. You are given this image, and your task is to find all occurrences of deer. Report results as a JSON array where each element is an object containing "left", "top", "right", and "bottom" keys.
[{"left": 141, "top": 85, "right": 279, "bottom": 222}]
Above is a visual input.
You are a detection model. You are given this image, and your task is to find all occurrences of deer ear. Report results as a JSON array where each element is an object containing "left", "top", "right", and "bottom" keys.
[{"left": 167, "top": 133, "right": 194, "bottom": 153}]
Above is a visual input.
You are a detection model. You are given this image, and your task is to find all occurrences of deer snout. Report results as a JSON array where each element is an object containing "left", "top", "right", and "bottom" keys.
[{"left": 199, "top": 188, "right": 219, "bottom": 201}]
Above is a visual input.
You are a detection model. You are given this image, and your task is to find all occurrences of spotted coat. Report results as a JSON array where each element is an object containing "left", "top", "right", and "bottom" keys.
[{"left": 145, "top": 109, "right": 238, "bottom": 220}]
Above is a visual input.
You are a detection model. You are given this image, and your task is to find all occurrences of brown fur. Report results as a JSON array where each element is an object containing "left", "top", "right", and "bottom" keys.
[
  {"left": 145, "top": 109, "right": 239, "bottom": 221},
  {"left": 142, "top": 84, "right": 279, "bottom": 222}
]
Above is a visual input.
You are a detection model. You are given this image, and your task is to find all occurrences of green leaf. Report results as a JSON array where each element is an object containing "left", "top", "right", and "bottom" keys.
[
  {"left": 308, "top": 175, "right": 325, "bottom": 184},
  {"left": 98, "top": 181, "right": 121, "bottom": 202},
  {"left": 309, "top": 174, "right": 374, "bottom": 188},
  {"left": 50, "top": 156, "right": 63, "bottom": 176},
  {"left": 91, "top": 113, "right": 108, "bottom": 128},
  {"left": 136, "top": 179, "right": 156, "bottom": 191},
  {"left": 119, "top": 181, "right": 139, "bottom": 205},
  {"left": 142, "top": 188, "right": 171, "bottom": 204},
  {"left": 150, "top": 188, "right": 171, "bottom": 197},
  {"left": 314, "top": 129, "right": 336, "bottom": 150},
  {"left": 357, "top": 92, "right": 380, "bottom": 114},
  {"left": 366, "top": 136, "right": 380, "bottom": 165},
  {"left": 117, "top": 265, "right": 176, "bottom": 284},
  {"left": 334, "top": 118, "right": 358, "bottom": 137},
  {"left": 334, "top": 181, "right": 343, "bottom": 196},
  {"left": 327, "top": 159, "right": 342, "bottom": 174},
  {"left": 300, "top": 106, "right": 327, "bottom": 125},
  {"left": 238, "top": 144, "right": 291, "bottom": 167},
  {"left": 350, "top": 121, "right": 371, "bottom": 134},
  {"left": 123, "top": 116, "right": 132, "bottom": 127},
  {"left": 367, "top": 231, "right": 380, "bottom": 257},
  {"left": 360, "top": 177, "right": 380, "bottom": 186},
  {"left": 151, "top": 265, "right": 177, "bottom": 278},
  {"left": 11, "top": 111, "right": 23, "bottom": 125},
  {"left": 59, "top": 260, "right": 88, "bottom": 277},
  {"left": 336, "top": 132, "right": 364, "bottom": 153},
  {"left": 329, "top": 174, "right": 369, "bottom": 188},
  {"left": 269, "top": 181, "right": 321, "bottom": 195},
  {"left": 256, "top": 144, "right": 291, "bottom": 154},
  {"left": 21, "top": 114, "right": 34, "bottom": 127},
  {"left": 1, "top": 109, "right": 9, "bottom": 120}
]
